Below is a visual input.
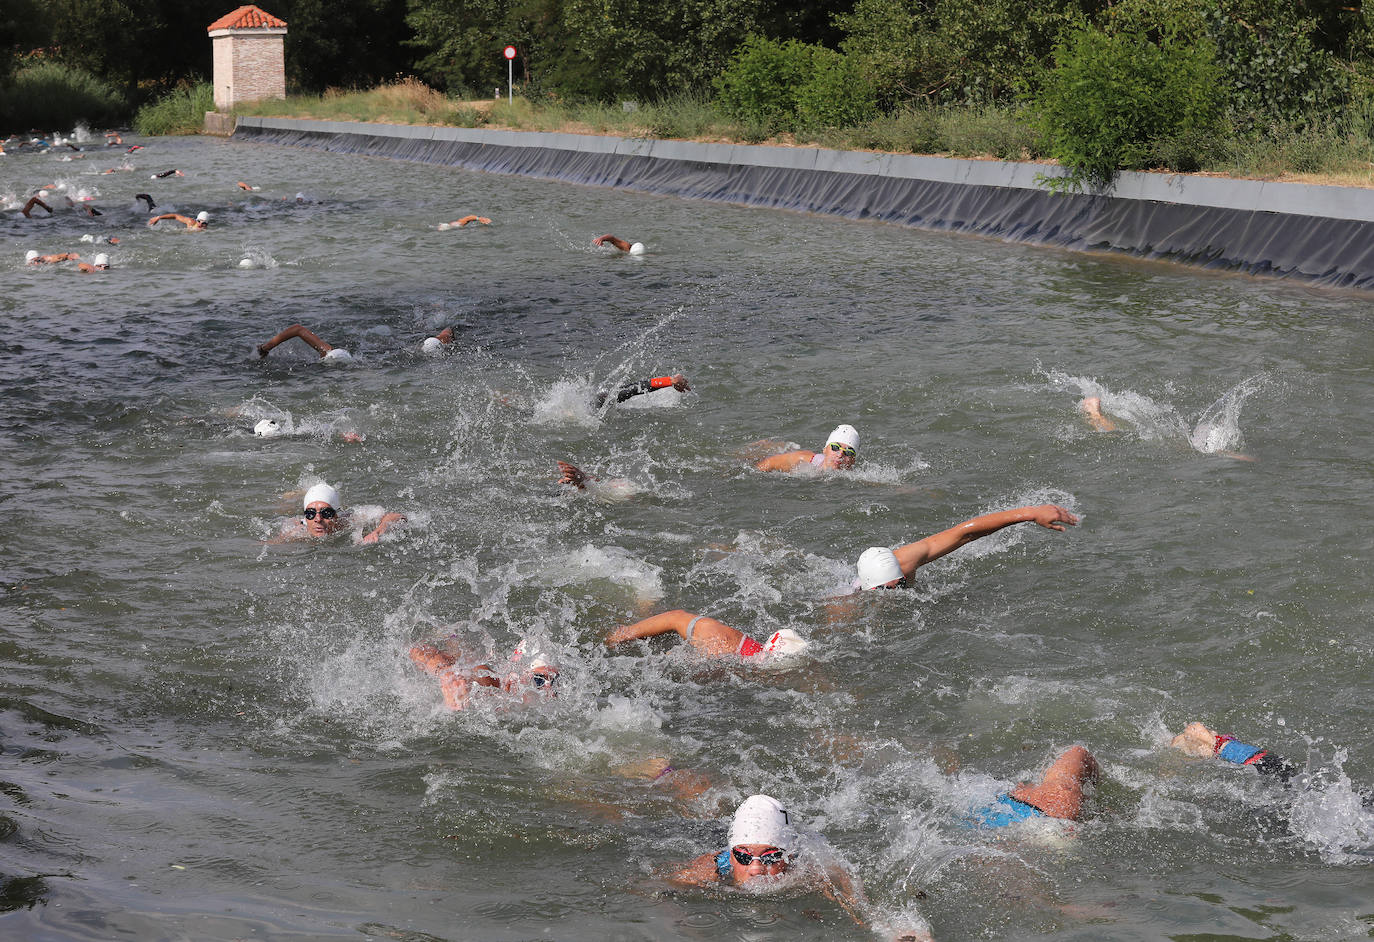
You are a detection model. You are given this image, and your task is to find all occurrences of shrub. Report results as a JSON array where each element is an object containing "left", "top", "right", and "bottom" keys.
[
  {"left": 0, "top": 61, "right": 126, "bottom": 133},
  {"left": 133, "top": 82, "right": 214, "bottom": 136},
  {"left": 1034, "top": 19, "right": 1221, "bottom": 186},
  {"left": 715, "top": 35, "right": 877, "bottom": 134}
]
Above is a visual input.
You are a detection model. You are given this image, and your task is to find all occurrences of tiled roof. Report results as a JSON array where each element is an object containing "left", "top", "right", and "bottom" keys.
[{"left": 207, "top": 6, "right": 287, "bottom": 31}]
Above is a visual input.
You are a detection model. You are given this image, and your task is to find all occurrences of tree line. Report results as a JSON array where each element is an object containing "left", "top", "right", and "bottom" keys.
[{"left": 5, "top": 0, "right": 1374, "bottom": 183}]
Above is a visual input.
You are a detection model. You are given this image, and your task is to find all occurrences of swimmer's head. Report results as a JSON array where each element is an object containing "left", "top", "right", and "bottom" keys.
[
  {"left": 729, "top": 794, "right": 796, "bottom": 855},
  {"left": 302, "top": 482, "right": 340, "bottom": 511},
  {"left": 238, "top": 257, "right": 253, "bottom": 268},
  {"left": 763, "top": 629, "right": 809, "bottom": 659},
  {"left": 302, "top": 481, "right": 342, "bottom": 536},
  {"left": 421, "top": 336, "right": 444, "bottom": 355},
  {"left": 827, "top": 424, "right": 859, "bottom": 452},
  {"left": 856, "top": 546, "right": 905, "bottom": 590},
  {"left": 196, "top": 211, "right": 209, "bottom": 223},
  {"left": 322, "top": 348, "right": 353, "bottom": 362},
  {"left": 25, "top": 250, "right": 38, "bottom": 263},
  {"left": 253, "top": 418, "right": 283, "bottom": 438},
  {"left": 509, "top": 639, "right": 559, "bottom": 697},
  {"left": 436, "top": 222, "right": 451, "bottom": 231},
  {"left": 628, "top": 242, "right": 646, "bottom": 255},
  {"left": 93, "top": 253, "right": 109, "bottom": 268}
]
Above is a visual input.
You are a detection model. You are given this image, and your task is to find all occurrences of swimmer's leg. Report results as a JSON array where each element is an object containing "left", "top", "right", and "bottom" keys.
[{"left": 1009, "top": 745, "right": 1099, "bottom": 820}]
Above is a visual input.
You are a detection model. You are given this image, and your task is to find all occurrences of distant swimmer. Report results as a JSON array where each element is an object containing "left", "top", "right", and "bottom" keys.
[
  {"left": 852, "top": 503, "right": 1079, "bottom": 591},
  {"left": 105, "top": 131, "right": 122, "bottom": 145},
  {"left": 25, "top": 250, "right": 80, "bottom": 265},
  {"left": 126, "top": 144, "right": 143, "bottom": 153},
  {"left": 1079, "top": 396, "right": 1117, "bottom": 432},
  {"left": 554, "top": 460, "right": 637, "bottom": 502},
  {"left": 593, "top": 373, "right": 690, "bottom": 408},
  {"left": 236, "top": 181, "right": 259, "bottom": 191},
  {"left": 151, "top": 169, "right": 184, "bottom": 179},
  {"left": 148, "top": 211, "right": 207, "bottom": 230},
  {"left": 437, "top": 215, "right": 491, "bottom": 230},
  {"left": 593, "top": 234, "right": 645, "bottom": 255},
  {"left": 667, "top": 794, "right": 931, "bottom": 941},
  {"left": 605, "top": 609, "right": 808, "bottom": 660},
  {"left": 79, "top": 234, "right": 119, "bottom": 245},
  {"left": 407, "top": 637, "right": 559, "bottom": 710},
  {"left": 1169, "top": 722, "right": 1301, "bottom": 783},
  {"left": 135, "top": 193, "right": 156, "bottom": 211},
  {"left": 20, "top": 196, "right": 53, "bottom": 217},
  {"left": 77, "top": 253, "right": 111, "bottom": 273},
  {"left": 420, "top": 326, "right": 455, "bottom": 354},
  {"left": 967, "top": 745, "right": 1100, "bottom": 828},
  {"left": 65, "top": 197, "right": 101, "bottom": 217},
  {"left": 272, "top": 481, "right": 405, "bottom": 544},
  {"left": 257, "top": 324, "right": 352, "bottom": 362},
  {"left": 756, "top": 423, "right": 858, "bottom": 473}
]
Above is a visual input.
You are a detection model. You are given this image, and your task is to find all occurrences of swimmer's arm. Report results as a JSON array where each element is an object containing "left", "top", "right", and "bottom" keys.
[
  {"left": 1171, "top": 722, "right": 1298, "bottom": 783},
  {"left": 360, "top": 511, "right": 406, "bottom": 544},
  {"left": 593, "top": 234, "right": 631, "bottom": 252},
  {"left": 605, "top": 610, "right": 691, "bottom": 646},
  {"left": 607, "top": 375, "right": 690, "bottom": 404},
  {"left": 755, "top": 450, "right": 813, "bottom": 472},
  {"left": 893, "top": 504, "right": 1079, "bottom": 577},
  {"left": 663, "top": 853, "right": 721, "bottom": 888},
  {"left": 408, "top": 643, "right": 457, "bottom": 674}
]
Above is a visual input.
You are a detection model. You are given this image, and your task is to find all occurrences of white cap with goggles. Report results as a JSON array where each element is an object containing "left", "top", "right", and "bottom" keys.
[
  {"left": 729, "top": 794, "right": 796, "bottom": 852},
  {"left": 856, "top": 546, "right": 904, "bottom": 589},
  {"left": 827, "top": 424, "right": 859, "bottom": 452},
  {"left": 303, "top": 482, "right": 340, "bottom": 510}
]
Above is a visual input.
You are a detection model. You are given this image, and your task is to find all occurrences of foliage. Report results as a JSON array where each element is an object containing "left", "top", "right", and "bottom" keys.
[
  {"left": 133, "top": 81, "right": 214, "bottom": 135},
  {"left": 232, "top": 79, "right": 463, "bottom": 124},
  {"left": 1034, "top": 16, "right": 1221, "bottom": 186},
  {"left": 714, "top": 35, "right": 876, "bottom": 133},
  {"left": 0, "top": 60, "right": 126, "bottom": 132},
  {"left": 0, "top": 0, "right": 52, "bottom": 86},
  {"left": 836, "top": 0, "right": 1097, "bottom": 106},
  {"left": 279, "top": 0, "right": 414, "bottom": 93}
]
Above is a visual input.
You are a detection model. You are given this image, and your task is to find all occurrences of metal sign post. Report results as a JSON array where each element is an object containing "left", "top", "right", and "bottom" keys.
[{"left": 503, "top": 45, "right": 517, "bottom": 102}]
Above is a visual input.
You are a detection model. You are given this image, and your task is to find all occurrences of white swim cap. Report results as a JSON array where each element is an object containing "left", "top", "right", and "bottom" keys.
[
  {"left": 93, "top": 253, "right": 109, "bottom": 267},
  {"left": 628, "top": 242, "right": 646, "bottom": 255},
  {"left": 728, "top": 795, "right": 796, "bottom": 852},
  {"left": 80, "top": 234, "right": 94, "bottom": 242},
  {"left": 238, "top": 257, "right": 253, "bottom": 268},
  {"left": 303, "top": 482, "right": 340, "bottom": 510},
  {"left": 322, "top": 348, "right": 353, "bottom": 362},
  {"left": 421, "top": 336, "right": 443, "bottom": 355},
  {"left": 764, "top": 629, "right": 809, "bottom": 658},
  {"left": 856, "top": 547, "right": 903, "bottom": 589},
  {"left": 196, "top": 211, "right": 209, "bottom": 223},
  {"left": 253, "top": 418, "right": 282, "bottom": 438},
  {"left": 827, "top": 424, "right": 859, "bottom": 451},
  {"left": 436, "top": 222, "right": 451, "bottom": 231},
  {"left": 25, "top": 250, "right": 38, "bottom": 262}
]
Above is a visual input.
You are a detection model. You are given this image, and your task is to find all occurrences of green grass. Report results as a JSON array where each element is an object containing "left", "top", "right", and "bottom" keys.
[
  {"left": 134, "top": 82, "right": 214, "bottom": 136},
  {"left": 230, "top": 81, "right": 1374, "bottom": 187}
]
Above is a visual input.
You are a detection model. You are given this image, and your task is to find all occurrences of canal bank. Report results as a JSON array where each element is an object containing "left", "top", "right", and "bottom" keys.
[{"left": 227, "top": 114, "right": 1374, "bottom": 290}]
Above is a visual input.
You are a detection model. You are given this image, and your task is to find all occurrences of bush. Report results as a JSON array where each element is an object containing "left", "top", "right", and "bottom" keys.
[
  {"left": 715, "top": 35, "right": 877, "bottom": 134},
  {"left": 133, "top": 82, "right": 213, "bottom": 136},
  {"left": 1034, "top": 19, "right": 1221, "bottom": 186},
  {"left": 0, "top": 61, "right": 126, "bottom": 133}
]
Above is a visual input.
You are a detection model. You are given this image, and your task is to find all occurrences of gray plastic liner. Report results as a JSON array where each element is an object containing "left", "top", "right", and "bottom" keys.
[{"left": 232, "top": 120, "right": 1374, "bottom": 289}]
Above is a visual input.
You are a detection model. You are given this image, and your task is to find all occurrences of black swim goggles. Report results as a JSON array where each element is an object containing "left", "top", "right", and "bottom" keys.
[
  {"left": 530, "top": 671, "right": 558, "bottom": 690},
  {"left": 826, "top": 442, "right": 856, "bottom": 457},
  {"left": 303, "top": 507, "right": 337, "bottom": 520},
  {"left": 731, "top": 847, "right": 788, "bottom": 867}
]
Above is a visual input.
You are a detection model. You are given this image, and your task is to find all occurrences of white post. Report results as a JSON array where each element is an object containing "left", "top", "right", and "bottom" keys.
[{"left": 508, "top": 57, "right": 513, "bottom": 103}]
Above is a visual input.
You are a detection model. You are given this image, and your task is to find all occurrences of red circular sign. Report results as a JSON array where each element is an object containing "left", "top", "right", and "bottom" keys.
[{"left": 503, "top": 45, "right": 517, "bottom": 60}]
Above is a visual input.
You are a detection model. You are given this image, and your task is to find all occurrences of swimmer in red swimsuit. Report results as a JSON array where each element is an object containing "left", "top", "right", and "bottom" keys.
[
  {"left": 408, "top": 638, "right": 559, "bottom": 710},
  {"left": 756, "top": 423, "right": 859, "bottom": 472}
]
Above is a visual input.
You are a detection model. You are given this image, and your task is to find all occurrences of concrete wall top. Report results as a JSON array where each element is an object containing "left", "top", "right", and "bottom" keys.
[{"left": 231, "top": 115, "right": 1374, "bottom": 223}]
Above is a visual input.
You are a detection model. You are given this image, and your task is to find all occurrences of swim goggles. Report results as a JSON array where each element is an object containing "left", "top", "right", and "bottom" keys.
[
  {"left": 303, "top": 507, "right": 337, "bottom": 520},
  {"left": 826, "top": 442, "right": 856, "bottom": 457},
  {"left": 731, "top": 847, "right": 788, "bottom": 867},
  {"left": 530, "top": 671, "right": 558, "bottom": 690}
]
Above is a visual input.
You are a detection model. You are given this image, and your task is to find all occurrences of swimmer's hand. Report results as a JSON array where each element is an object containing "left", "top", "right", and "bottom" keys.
[
  {"left": 360, "top": 512, "right": 407, "bottom": 544},
  {"left": 1028, "top": 504, "right": 1079, "bottom": 531},
  {"left": 557, "top": 460, "right": 588, "bottom": 490},
  {"left": 1170, "top": 722, "right": 1218, "bottom": 758}
]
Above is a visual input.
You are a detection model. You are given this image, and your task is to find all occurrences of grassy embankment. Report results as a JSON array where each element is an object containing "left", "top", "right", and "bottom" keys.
[{"left": 167, "top": 78, "right": 1374, "bottom": 188}]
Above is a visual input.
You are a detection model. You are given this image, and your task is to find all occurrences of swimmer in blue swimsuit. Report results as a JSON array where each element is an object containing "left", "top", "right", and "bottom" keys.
[{"left": 968, "top": 746, "right": 1099, "bottom": 829}]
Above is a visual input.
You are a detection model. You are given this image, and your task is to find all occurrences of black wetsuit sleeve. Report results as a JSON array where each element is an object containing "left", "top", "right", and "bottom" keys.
[{"left": 594, "top": 379, "right": 653, "bottom": 408}]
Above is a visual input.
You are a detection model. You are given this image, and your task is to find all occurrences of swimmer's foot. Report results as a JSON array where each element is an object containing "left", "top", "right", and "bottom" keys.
[
  {"left": 1079, "top": 396, "right": 1118, "bottom": 432},
  {"left": 557, "top": 460, "right": 588, "bottom": 490}
]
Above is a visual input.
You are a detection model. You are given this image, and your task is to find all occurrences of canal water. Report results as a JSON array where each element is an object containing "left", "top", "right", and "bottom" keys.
[{"left": 3, "top": 131, "right": 1373, "bottom": 941}]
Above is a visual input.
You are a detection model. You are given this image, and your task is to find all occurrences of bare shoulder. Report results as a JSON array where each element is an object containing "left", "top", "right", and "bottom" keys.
[{"left": 664, "top": 852, "right": 721, "bottom": 887}]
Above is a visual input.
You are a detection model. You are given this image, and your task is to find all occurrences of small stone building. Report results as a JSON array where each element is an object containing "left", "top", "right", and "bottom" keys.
[{"left": 208, "top": 5, "right": 288, "bottom": 111}]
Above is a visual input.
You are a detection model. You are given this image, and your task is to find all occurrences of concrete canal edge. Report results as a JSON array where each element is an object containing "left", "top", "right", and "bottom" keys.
[{"left": 222, "top": 113, "right": 1374, "bottom": 289}]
